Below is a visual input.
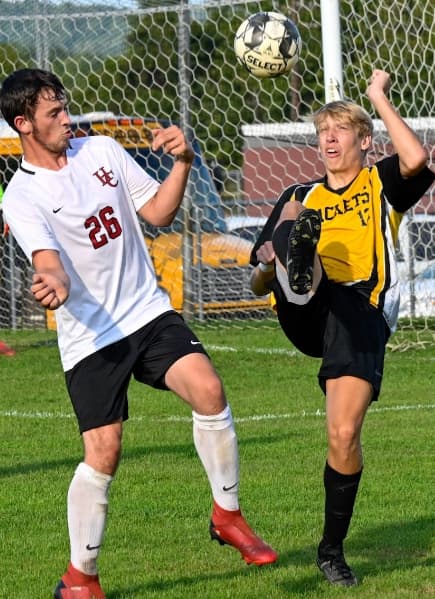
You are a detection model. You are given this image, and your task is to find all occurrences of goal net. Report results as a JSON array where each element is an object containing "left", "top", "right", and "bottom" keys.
[{"left": 0, "top": 0, "right": 433, "bottom": 350}]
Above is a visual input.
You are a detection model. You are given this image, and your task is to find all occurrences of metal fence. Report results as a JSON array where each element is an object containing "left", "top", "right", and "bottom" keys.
[{"left": 0, "top": 0, "right": 433, "bottom": 341}]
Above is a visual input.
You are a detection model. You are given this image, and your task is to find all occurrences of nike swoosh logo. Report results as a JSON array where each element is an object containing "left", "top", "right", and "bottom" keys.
[
  {"left": 52, "top": 206, "right": 63, "bottom": 213},
  {"left": 190, "top": 340, "right": 202, "bottom": 345},
  {"left": 86, "top": 543, "right": 101, "bottom": 551},
  {"left": 222, "top": 482, "right": 238, "bottom": 492}
]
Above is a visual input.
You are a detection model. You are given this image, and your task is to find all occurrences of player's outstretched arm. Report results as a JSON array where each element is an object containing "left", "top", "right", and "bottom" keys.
[
  {"left": 138, "top": 125, "right": 194, "bottom": 227},
  {"left": 31, "top": 249, "right": 70, "bottom": 310},
  {"left": 366, "top": 69, "right": 429, "bottom": 177}
]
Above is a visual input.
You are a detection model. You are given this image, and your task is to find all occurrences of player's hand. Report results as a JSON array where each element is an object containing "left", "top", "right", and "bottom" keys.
[
  {"left": 366, "top": 69, "right": 391, "bottom": 99},
  {"left": 151, "top": 125, "right": 194, "bottom": 164},
  {"left": 256, "top": 241, "right": 275, "bottom": 267},
  {"left": 31, "top": 272, "right": 69, "bottom": 310},
  {"left": 251, "top": 240, "right": 275, "bottom": 296}
]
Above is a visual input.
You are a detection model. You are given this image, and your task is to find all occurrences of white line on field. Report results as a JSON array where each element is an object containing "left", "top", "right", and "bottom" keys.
[
  {"left": 157, "top": 403, "right": 435, "bottom": 423},
  {"left": 207, "top": 344, "right": 435, "bottom": 360},
  {"left": 0, "top": 346, "right": 432, "bottom": 424},
  {"left": 207, "top": 344, "right": 302, "bottom": 356},
  {"left": 1, "top": 403, "right": 434, "bottom": 424}
]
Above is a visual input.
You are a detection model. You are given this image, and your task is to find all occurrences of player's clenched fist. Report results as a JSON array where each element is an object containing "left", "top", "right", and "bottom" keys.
[{"left": 31, "top": 272, "right": 70, "bottom": 310}]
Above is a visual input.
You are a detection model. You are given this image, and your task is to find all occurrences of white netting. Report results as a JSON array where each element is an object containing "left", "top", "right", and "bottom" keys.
[{"left": 0, "top": 0, "right": 433, "bottom": 348}]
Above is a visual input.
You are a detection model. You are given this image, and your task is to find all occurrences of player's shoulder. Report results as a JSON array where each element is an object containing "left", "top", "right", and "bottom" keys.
[
  {"left": 2, "top": 166, "right": 28, "bottom": 199},
  {"left": 2, "top": 171, "right": 35, "bottom": 216},
  {"left": 279, "top": 179, "right": 321, "bottom": 204},
  {"left": 67, "top": 136, "right": 126, "bottom": 168},
  {"left": 368, "top": 154, "right": 398, "bottom": 176}
]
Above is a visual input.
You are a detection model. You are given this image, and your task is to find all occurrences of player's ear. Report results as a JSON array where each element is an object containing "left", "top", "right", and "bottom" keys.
[
  {"left": 14, "top": 115, "right": 32, "bottom": 135},
  {"left": 361, "top": 135, "right": 372, "bottom": 151}
]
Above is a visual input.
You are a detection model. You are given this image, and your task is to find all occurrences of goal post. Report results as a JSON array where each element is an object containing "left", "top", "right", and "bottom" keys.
[{"left": 320, "top": 0, "right": 344, "bottom": 102}]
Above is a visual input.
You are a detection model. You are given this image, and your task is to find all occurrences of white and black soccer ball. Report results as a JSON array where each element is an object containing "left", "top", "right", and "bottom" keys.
[{"left": 234, "top": 11, "right": 301, "bottom": 79}]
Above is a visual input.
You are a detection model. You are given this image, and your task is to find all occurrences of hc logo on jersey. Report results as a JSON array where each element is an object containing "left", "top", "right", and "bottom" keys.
[{"left": 93, "top": 167, "right": 118, "bottom": 188}]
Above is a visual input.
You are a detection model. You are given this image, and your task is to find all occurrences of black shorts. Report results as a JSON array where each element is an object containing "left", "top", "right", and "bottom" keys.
[
  {"left": 275, "top": 281, "right": 390, "bottom": 400},
  {"left": 64, "top": 311, "right": 208, "bottom": 433}
]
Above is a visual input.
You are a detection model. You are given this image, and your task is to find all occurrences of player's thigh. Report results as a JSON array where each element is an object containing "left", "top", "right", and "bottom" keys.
[
  {"left": 319, "top": 285, "right": 389, "bottom": 400},
  {"left": 165, "top": 353, "right": 226, "bottom": 414},
  {"left": 65, "top": 340, "right": 134, "bottom": 433},
  {"left": 133, "top": 311, "right": 225, "bottom": 413},
  {"left": 275, "top": 279, "right": 329, "bottom": 357}
]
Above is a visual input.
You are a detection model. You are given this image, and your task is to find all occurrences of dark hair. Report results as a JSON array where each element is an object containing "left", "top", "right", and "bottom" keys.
[{"left": 0, "top": 68, "right": 66, "bottom": 131}]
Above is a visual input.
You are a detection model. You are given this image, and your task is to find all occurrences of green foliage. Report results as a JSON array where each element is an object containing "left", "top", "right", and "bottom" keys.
[
  {"left": 97, "top": 1, "right": 324, "bottom": 168},
  {"left": 0, "top": 0, "right": 432, "bottom": 169},
  {"left": 341, "top": 0, "right": 433, "bottom": 116},
  {"left": 0, "top": 44, "right": 32, "bottom": 76},
  {"left": 0, "top": 1, "right": 128, "bottom": 59}
]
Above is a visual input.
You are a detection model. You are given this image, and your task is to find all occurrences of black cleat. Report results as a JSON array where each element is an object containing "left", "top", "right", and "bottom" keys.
[
  {"left": 287, "top": 209, "right": 321, "bottom": 294},
  {"left": 316, "top": 544, "right": 358, "bottom": 587}
]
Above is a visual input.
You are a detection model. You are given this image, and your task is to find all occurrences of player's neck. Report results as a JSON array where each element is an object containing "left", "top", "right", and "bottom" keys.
[
  {"left": 22, "top": 145, "right": 68, "bottom": 170},
  {"left": 324, "top": 165, "right": 362, "bottom": 191}
]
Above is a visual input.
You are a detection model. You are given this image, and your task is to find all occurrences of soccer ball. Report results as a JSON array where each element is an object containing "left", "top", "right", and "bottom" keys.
[{"left": 234, "top": 12, "right": 301, "bottom": 79}]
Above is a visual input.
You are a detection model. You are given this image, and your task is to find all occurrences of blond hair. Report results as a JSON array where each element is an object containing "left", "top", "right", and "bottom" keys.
[{"left": 312, "top": 100, "right": 374, "bottom": 139}]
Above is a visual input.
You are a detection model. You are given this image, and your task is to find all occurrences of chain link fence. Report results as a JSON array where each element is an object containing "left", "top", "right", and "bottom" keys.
[{"left": 0, "top": 0, "right": 433, "bottom": 346}]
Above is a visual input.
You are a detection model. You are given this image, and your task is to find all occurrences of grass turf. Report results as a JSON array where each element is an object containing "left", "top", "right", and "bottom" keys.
[{"left": 0, "top": 324, "right": 434, "bottom": 598}]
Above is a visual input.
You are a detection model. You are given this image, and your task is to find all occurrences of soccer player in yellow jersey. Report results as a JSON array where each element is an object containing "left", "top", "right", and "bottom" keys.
[{"left": 250, "top": 69, "right": 434, "bottom": 587}]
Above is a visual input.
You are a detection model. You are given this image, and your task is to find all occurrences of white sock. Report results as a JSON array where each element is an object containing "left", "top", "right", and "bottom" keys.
[
  {"left": 67, "top": 462, "right": 113, "bottom": 575},
  {"left": 192, "top": 405, "right": 239, "bottom": 511}
]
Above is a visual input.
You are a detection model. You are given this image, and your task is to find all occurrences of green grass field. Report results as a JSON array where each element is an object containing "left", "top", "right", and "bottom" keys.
[{"left": 0, "top": 324, "right": 434, "bottom": 599}]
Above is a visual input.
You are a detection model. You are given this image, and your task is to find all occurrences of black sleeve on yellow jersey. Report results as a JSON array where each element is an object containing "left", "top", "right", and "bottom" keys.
[
  {"left": 249, "top": 182, "right": 321, "bottom": 266},
  {"left": 376, "top": 154, "right": 435, "bottom": 213},
  {"left": 250, "top": 184, "right": 298, "bottom": 266}
]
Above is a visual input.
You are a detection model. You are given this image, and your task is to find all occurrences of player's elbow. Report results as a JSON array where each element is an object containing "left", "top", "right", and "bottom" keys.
[
  {"left": 144, "top": 211, "right": 177, "bottom": 228},
  {"left": 400, "top": 146, "right": 430, "bottom": 178},
  {"left": 138, "top": 196, "right": 179, "bottom": 227}
]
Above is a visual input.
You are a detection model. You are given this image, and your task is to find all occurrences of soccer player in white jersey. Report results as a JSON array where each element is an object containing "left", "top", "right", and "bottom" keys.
[{"left": 0, "top": 68, "right": 278, "bottom": 599}]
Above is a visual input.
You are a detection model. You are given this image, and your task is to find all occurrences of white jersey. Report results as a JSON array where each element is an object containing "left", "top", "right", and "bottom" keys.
[{"left": 3, "top": 135, "right": 173, "bottom": 371}]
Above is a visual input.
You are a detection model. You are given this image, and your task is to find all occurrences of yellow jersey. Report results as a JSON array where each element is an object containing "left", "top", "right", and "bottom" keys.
[{"left": 251, "top": 155, "right": 435, "bottom": 330}]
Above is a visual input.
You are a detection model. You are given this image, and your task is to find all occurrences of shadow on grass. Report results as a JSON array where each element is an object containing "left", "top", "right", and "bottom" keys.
[
  {"left": 0, "top": 431, "right": 293, "bottom": 478},
  {"left": 277, "top": 516, "right": 435, "bottom": 595},
  {"left": 102, "top": 516, "right": 434, "bottom": 597},
  {"left": 106, "top": 560, "right": 280, "bottom": 598}
]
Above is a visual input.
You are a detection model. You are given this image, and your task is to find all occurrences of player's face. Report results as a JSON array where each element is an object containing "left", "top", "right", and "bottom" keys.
[
  {"left": 29, "top": 90, "right": 72, "bottom": 154},
  {"left": 317, "top": 115, "right": 368, "bottom": 176}
]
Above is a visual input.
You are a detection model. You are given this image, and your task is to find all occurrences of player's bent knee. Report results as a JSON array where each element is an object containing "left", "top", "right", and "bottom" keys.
[{"left": 328, "top": 426, "right": 360, "bottom": 453}]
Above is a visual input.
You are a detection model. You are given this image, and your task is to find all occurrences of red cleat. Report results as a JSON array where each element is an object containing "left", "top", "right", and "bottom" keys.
[
  {"left": 0, "top": 341, "right": 16, "bottom": 356},
  {"left": 210, "top": 501, "right": 278, "bottom": 566},
  {"left": 56, "top": 588, "right": 91, "bottom": 599},
  {"left": 53, "top": 563, "right": 105, "bottom": 599}
]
